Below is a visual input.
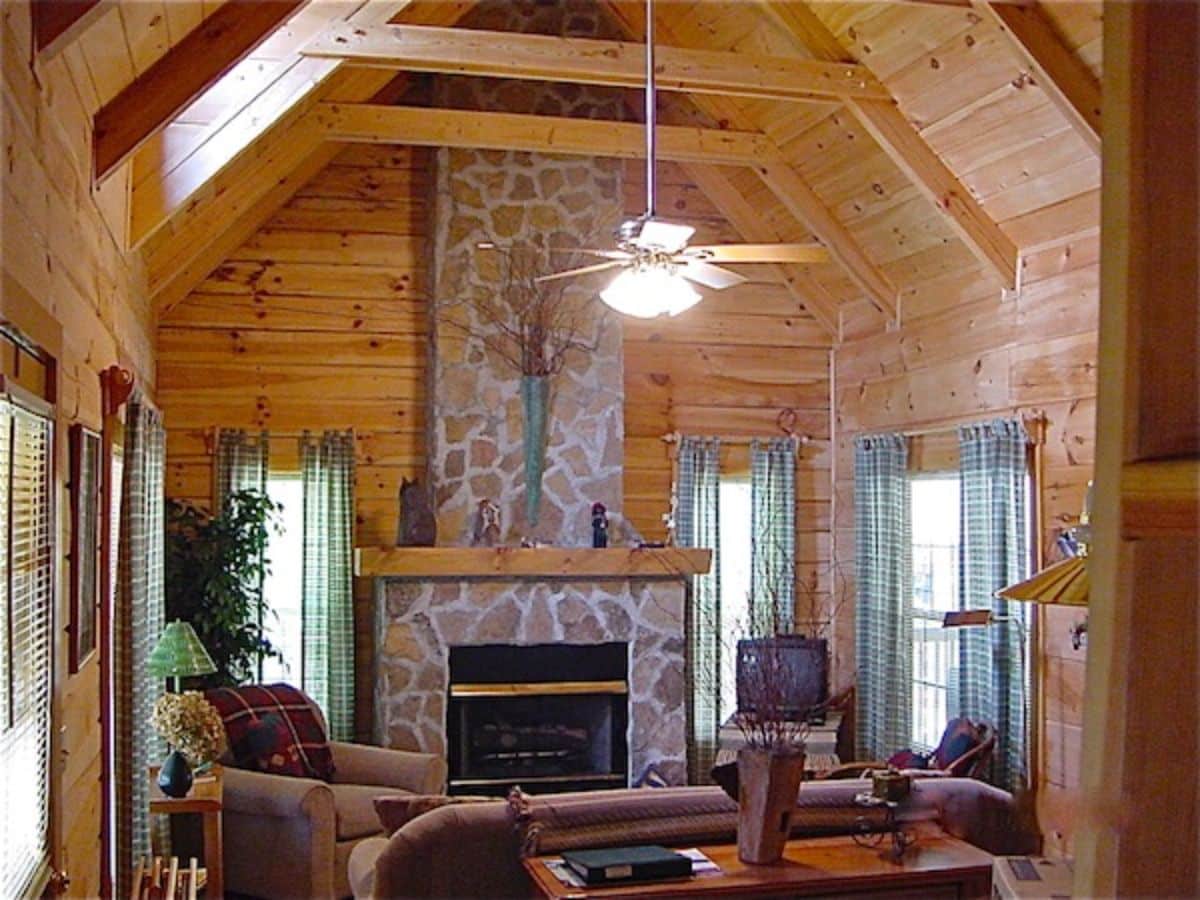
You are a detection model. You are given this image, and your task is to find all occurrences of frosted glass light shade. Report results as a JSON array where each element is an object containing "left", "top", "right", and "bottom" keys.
[{"left": 600, "top": 266, "right": 701, "bottom": 318}]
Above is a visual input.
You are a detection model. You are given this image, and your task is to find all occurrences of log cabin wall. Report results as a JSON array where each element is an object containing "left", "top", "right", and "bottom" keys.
[
  {"left": 2, "top": 3, "right": 161, "bottom": 895},
  {"left": 620, "top": 159, "right": 835, "bottom": 633},
  {"left": 158, "top": 143, "right": 430, "bottom": 742}
]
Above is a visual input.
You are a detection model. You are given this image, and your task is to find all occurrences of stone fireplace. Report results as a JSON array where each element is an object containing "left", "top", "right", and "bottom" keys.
[{"left": 370, "top": 553, "right": 701, "bottom": 787}]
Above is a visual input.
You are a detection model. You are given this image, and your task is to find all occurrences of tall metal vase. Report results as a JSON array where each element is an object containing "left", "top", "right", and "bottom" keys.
[{"left": 520, "top": 374, "right": 550, "bottom": 526}]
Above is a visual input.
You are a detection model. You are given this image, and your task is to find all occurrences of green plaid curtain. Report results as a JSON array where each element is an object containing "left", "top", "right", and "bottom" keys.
[
  {"left": 854, "top": 434, "right": 912, "bottom": 759},
  {"left": 957, "top": 419, "right": 1030, "bottom": 792},
  {"left": 676, "top": 436, "right": 721, "bottom": 783},
  {"left": 214, "top": 428, "right": 268, "bottom": 510},
  {"left": 300, "top": 431, "right": 355, "bottom": 741},
  {"left": 114, "top": 394, "right": 167, "bottom": 896},
  {"left": 750, "top": 438, "right": 795, "bottom": 634}
]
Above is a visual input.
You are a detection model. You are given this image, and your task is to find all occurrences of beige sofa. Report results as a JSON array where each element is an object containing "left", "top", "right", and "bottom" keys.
[
  {"left": 220, "top": 722, "right": 446, "bottom": 898},
  {"left": 350, "top": 778, "right": 1036, "bottom": 899}
]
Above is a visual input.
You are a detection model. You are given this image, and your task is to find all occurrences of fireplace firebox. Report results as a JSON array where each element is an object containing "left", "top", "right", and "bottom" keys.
[{"left": 446, "top": 643, "right": 629, "bottom": 795}]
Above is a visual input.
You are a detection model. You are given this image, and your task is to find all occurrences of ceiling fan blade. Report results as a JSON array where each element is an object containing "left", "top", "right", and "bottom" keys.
[
  {"left": 635, "top": 220, "right": 695, "bottom": 252},
  {"left": 548, "top": 248, "right": 632, "bottom": 260},
  {"left": 688, "top": 243, "right": 830, "bottom": 264},
  {"left": 679, "top": 260, "right": 747, "bottom": 290},
  {"left": 535, "top": 261, "right": 626, "bottom": 284}
]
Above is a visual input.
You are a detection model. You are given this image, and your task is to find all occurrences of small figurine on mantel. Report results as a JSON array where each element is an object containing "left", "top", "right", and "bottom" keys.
[
  {"left": 591, "top": 502, "right": 609, "bottom": 549},
  {"left": 471, "top": 498, "right": 501, "bottom": 547},
  {"left": 397, "top": 477, "right": 437, "bottom": 547}
]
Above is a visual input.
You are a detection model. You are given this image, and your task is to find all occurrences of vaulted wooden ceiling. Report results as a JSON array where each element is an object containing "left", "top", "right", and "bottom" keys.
[{"left": 46, "top": 0, "right": 1102, "bottom": 339}]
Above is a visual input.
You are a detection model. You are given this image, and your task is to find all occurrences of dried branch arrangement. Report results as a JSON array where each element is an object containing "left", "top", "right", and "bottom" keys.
[{"left": 440, "top": 244, "right": 605, "bottom": 377}]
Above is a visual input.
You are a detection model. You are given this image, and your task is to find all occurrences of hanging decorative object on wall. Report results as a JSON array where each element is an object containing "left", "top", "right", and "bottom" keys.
[{"left": 444, "top": 244, "right": 604, "bottom": 526}]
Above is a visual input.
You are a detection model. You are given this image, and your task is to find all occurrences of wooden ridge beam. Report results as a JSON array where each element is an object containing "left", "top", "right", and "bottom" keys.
[
  {"left": 683, "top": 164, "right": 840, "bottom": 339},
  {"left": 302, "top": 22, "right": 886, "bottom": 103},
  {"left": 315, "top": 103, "right": 775, "bottom": 165},
  {"left": 760, "top": 1, "right": 1020, "bottom": 288},
  {"left": 93, "top": 0, "right": 305, "bottom": 183},
  {"left": 972, "top": 0, "right": 1101, "bottom": 156}
]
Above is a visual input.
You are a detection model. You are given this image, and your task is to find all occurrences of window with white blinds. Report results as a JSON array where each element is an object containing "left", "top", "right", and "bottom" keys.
[{"left": 0, "top": 393, "right": 54, "bottom": 898}]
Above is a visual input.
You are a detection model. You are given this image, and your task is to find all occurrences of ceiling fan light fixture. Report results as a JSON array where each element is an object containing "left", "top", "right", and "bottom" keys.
[{"left": 600, "top": 263, "right": 700, "bottom": 318}]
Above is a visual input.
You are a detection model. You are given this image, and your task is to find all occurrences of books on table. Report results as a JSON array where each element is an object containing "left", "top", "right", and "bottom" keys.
[{"left": 560, "top": 845, "right": 693, "bottom": 885}]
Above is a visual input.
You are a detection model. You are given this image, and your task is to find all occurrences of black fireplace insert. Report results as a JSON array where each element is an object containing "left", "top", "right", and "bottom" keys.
[{"left": 446, "top": 642, "right": 629, "bottom": 795}]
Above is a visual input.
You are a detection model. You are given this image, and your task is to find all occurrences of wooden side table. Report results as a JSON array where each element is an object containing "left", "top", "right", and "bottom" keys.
[{"left": 148, "top": 764, "right": 224, "bottom": 899}]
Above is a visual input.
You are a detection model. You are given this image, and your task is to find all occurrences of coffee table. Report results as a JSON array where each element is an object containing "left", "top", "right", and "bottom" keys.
[{"left": 523, "top": 828, "right": 992, "bottom": 899}]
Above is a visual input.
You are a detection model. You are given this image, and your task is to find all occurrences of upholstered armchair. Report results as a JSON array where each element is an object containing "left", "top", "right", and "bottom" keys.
[{"left": 215, "top": 689, "right": 447, "bottom": 899}]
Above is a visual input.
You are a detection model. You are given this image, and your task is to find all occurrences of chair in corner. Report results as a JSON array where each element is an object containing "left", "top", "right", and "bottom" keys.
[
  {"left": 209, "top": 684, "right": 447, "bottom": 899},
  {"left": 820, "top": 717, "right": 996, "bottom": 781}
]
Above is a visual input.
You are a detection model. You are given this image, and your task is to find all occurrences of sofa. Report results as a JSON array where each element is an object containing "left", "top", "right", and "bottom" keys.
[
  {"left": 212, "top": 686, "right": 447, "bottom": 899},
  {"left": 349, "top": 778, "right": 1037, "bottom": 899}
]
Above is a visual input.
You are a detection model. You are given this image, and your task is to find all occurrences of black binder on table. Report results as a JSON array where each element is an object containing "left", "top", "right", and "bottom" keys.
[{"left": 560, "top": 845, "right": 693, "bottom": 885}]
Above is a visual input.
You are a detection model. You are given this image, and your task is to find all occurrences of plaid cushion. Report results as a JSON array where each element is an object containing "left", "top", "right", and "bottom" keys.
[
  {"left": 886, "top": 748, "right": 930, "bottom": 770},
  {"left": 206, "top": 684, "right": 335, "bottom": 781},
  {"left": 931, "top": 717, "right": 981, "bottom": 772}
]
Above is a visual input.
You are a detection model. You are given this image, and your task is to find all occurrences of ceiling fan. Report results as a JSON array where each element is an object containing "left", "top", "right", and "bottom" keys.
[{"left": 534, "top": 0, "right": 827, "bottom": 318}]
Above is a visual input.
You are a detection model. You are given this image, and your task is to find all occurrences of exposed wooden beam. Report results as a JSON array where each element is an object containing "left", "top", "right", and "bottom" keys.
[
  {"left": 151, "top": 121, "right": 336, "bottom": 318},
  {"left": 972, "top": 0, "right": 1101, "bottom": 156},
  {"left": 757, "top": 161, "right": 898, "bottom": 320},
  {"left": 142, "top": 2, "right": 481, "bottom": 310},
  {"left": 603, "top": 1, "right": 896, "bottom": 318},
  {"left": 682, "top": 164, "right": 840, "bottom": 338},
  {"left": 302, "top": 22, "right": 885, "bottom": 104},
  {"left": 93, "top": 0, "right": 305, "bottom": 183},
  {"left": 760, "top": 1, "right": 1020, "bottom": 288},
  {"left": 32, "top": 0, "right": 114, "bottom": 58},
  {"left": 316, "top": 103, "right": 775, "bottom": 165}
]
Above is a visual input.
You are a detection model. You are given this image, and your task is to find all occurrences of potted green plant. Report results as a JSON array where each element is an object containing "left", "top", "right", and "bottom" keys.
[{"left": 165, "top": 489, "right": 282, "bottom": 687}]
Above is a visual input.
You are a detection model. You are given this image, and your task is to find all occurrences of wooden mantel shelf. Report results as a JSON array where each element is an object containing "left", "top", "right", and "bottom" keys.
[{"left": 354, "top": 546, "right": 712, "bottom": 579}]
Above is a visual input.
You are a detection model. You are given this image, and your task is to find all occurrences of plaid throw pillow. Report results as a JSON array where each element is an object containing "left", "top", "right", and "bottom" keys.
[{"left": 206, "top": 684, "right": 335, "bottom": 781}]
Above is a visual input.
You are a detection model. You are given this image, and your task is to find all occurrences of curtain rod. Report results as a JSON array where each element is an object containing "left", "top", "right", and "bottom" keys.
[
  {"left": 873, "top": 411, "right": 1049, "bottom": 444},
  {"left": 660, "top": 431, "right": 812, "bottom": 447}
]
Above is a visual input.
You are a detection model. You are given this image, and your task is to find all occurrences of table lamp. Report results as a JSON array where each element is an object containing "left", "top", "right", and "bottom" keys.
[{"left": 147, "top": 620, "right": 217, "bottom": 692}]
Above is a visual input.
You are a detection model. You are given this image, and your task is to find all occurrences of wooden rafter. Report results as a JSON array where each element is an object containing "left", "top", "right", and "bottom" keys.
[
  {"left": 756, "top": 161, "right": 897, "bottom": 319},
  {"left": 759, "top": 1, "right": 1020, "bottom": 289},
  {"left": 93, "top": 0, "right": 305, "bottom": 183},
  {"left": 32, "top": 0, "right": 113, "bottom": 58},
  {"left": 973, "top": 0, "right": 1102, "bottom": 156},
  {"left": 143, "top": 2, "right": 480, "bottom": 311},
  {"left": 683, "top": 164, "right": 840, "bottom": 338},
  {"left": 316, "top": 103, "right": 774, "bottom": 165},
  {"left": 302, "top": 23, "right": 885, "bottom": 104},
  {"left": 603, "top": 0, "right": 898, "bottom": 319}
]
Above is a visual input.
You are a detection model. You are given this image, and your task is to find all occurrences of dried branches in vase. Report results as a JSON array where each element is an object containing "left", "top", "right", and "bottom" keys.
[
  {"left": 440, "top": 242, "right": 607, "bottom": 526},
  {"left": 441, "top": 243, "right": 604, "bottom": 378}
]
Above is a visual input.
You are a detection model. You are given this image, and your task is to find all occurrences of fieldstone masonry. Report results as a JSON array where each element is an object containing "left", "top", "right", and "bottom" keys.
[
  {"left": 375, "top": 0, "right": 688, "bottom": 786},
  {"left": 375, "top": 576, "right": 688, "bottom": 784},
  {"left": 427, "top": 1, "right": 631, "bottom": 547}
]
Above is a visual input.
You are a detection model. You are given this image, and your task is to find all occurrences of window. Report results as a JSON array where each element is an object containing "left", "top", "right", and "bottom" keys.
[
  {"left": 718, "top": 474, "right": 751, "bottom": 723},
  {"left": 260, "top": 474, "right": 304, "bottom": 683},
  {"left": 909, "top": 475, "right": 961, "bottom": 750},
  {"left": 0, "top": 387, "right": 54, "bottom": 897}
]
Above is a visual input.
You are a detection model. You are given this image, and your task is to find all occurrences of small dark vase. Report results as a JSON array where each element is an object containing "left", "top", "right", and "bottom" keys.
[{"left": 158, "top": 749, "right": 193, "bottom": 798}]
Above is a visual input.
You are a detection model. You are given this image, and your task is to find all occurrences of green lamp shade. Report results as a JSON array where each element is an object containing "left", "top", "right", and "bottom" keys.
[{"left": 147, "top": 620, "right": 217, "bottom": 679}]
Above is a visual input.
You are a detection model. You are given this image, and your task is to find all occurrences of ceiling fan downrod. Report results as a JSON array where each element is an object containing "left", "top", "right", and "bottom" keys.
[{"left": 645, "top": 0, "right": 656, "bottom": 221}]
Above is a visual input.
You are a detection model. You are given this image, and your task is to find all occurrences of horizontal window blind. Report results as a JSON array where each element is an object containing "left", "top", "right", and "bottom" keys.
[{"left": 0, "top": 396, "right": 54, "bottom": 899}]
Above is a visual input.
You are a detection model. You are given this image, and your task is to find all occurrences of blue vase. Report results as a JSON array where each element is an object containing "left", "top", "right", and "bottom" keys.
[{"left": 158, "top": 749, "right": 193, "bottom": 798}]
